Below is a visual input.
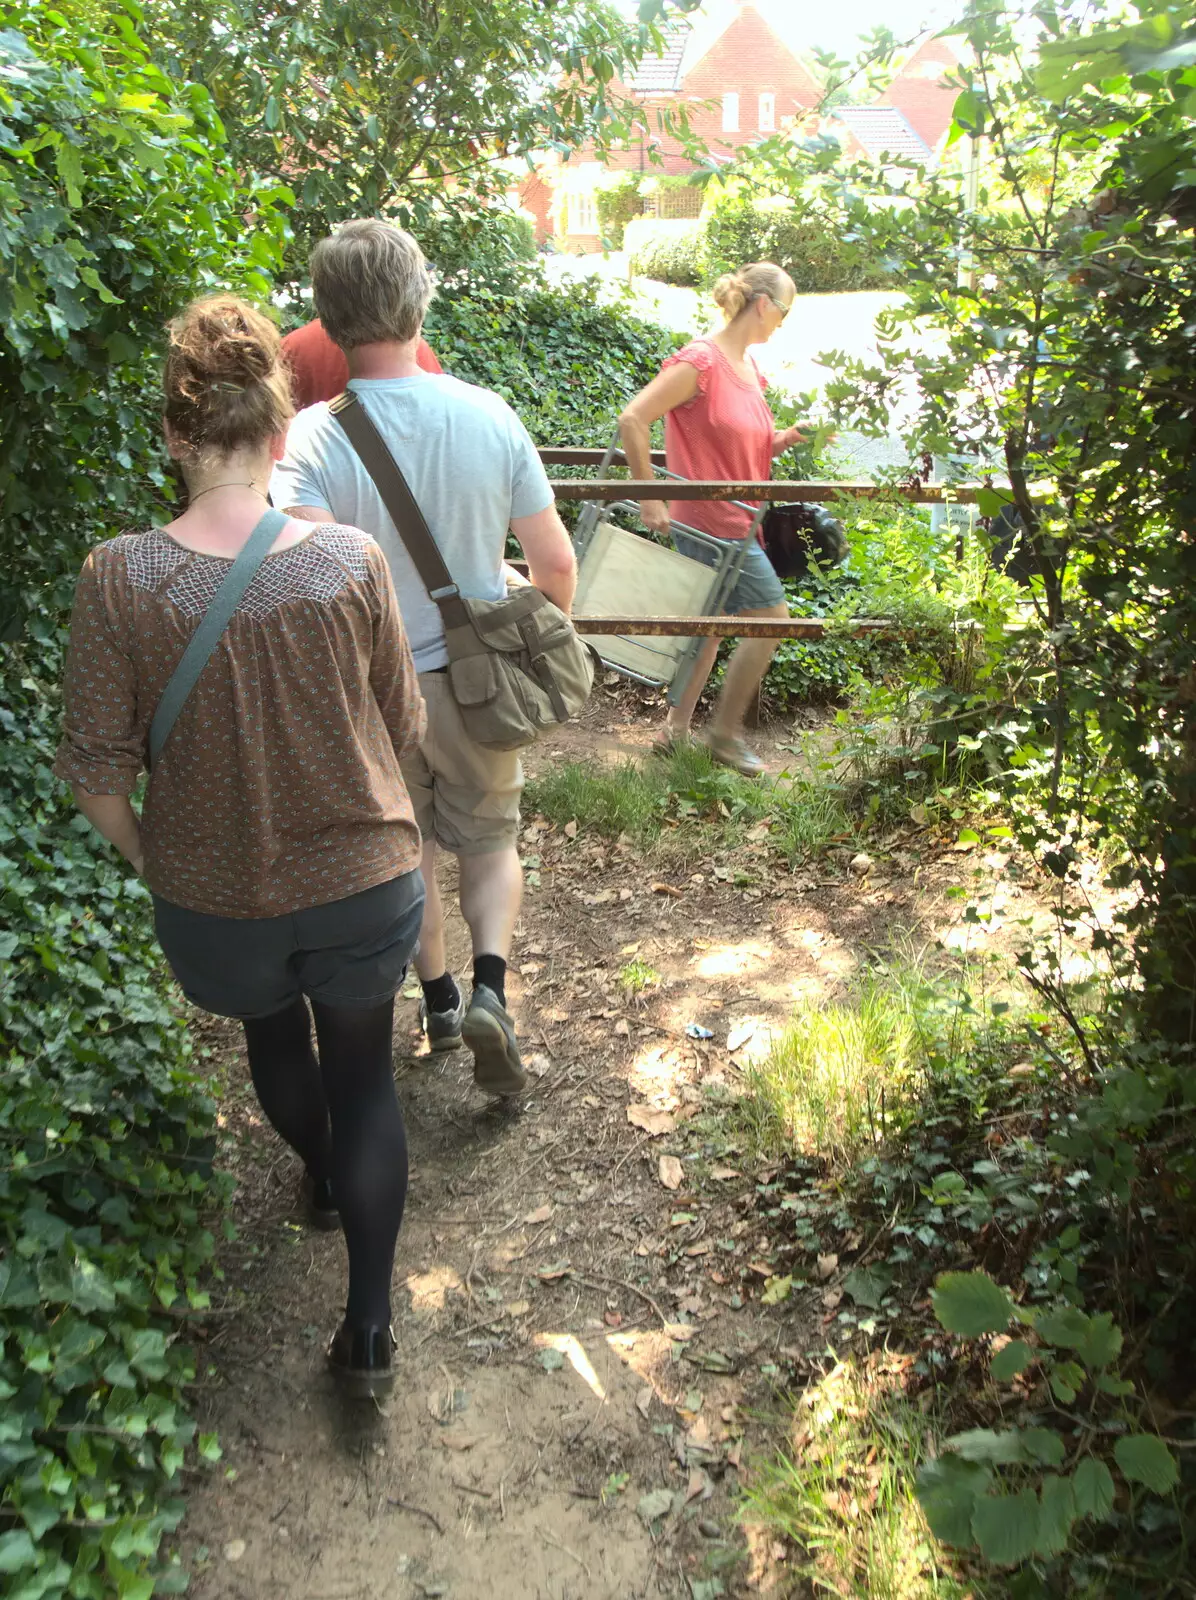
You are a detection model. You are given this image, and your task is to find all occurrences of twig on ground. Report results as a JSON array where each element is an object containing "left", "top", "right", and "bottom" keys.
[
  {"left": 578, "top": 1273, "right": 669, "bottom": 1328},
  {"left": 387, "top": 1497, "right": 444, "bottom": 1536}
]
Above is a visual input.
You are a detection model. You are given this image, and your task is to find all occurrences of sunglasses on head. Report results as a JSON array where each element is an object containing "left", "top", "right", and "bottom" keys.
[{"left": 767, "top": 294, "right": 792, "bottom": 319}]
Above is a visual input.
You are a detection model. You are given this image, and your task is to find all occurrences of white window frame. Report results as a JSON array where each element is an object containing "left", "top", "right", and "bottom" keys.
[
  {"left": 758, "top": 92, "right": 775, "bottom": 133},
  {"left": 722, "top": 92, "right": 739, "bottom": 133},
  {"left": 568, "top": 191, "right": 597, "bottom": 235}
]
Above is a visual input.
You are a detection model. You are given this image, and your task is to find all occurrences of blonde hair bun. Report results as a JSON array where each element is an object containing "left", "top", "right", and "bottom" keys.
[{"left": 711, "top": 262, "right": 794, "bottom": 323}]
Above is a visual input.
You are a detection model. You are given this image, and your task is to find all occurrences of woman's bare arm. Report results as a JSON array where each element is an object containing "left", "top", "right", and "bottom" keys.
[{"left": 618, "top": 364, "right": 699, "bottom": 535}]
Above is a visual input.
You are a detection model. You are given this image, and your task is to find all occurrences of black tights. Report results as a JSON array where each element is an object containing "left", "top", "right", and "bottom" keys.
[{"left": 242, "top": 995, "right": 407, "bottom": 1328}]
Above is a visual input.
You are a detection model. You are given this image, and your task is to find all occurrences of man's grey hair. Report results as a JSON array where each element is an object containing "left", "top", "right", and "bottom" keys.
[{"left": 310, "top": 219, "right": 436, "bottom": 349}]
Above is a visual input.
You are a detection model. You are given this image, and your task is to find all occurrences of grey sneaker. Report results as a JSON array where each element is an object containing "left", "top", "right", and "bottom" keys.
[
  {"left": 419, "top": 986, "right": 464, "bottom": 1052},
  {"left": 462, "top": 985, "right": 528, "bottom": 1096}
]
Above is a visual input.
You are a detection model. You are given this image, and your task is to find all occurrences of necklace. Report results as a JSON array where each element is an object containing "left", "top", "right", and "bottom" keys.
[{"left": 187, "top": 481, "right": 267, "bottom": 504}]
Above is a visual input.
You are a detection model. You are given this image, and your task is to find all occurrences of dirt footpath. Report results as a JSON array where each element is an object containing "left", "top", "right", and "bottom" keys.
[{"left": 179, "top": 699, "right": 1055, "bottom": 1600}]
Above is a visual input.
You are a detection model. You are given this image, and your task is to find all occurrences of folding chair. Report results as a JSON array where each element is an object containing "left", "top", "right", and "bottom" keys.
[{"left": 571, "top": 431, "right": 766, "bottom": 708}]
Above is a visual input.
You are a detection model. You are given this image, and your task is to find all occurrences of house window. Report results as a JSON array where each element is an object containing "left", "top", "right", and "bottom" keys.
[
  {"left": 758, "top": 92, "right": 775, "bottom": 132},
  {"left": 722, "top": 92, "right": 739, "bottom": 132},
  {"left": 568, "top": 191, "right": 597, "bottom": 235}
]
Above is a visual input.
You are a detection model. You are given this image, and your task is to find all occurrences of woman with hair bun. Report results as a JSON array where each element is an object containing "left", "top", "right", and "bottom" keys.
[
  {"left": 56, "top": 294, "right": 427, "bottom": 1397},
  {"left": 619, "top": 261, "right": 803, "bottom": 776}
]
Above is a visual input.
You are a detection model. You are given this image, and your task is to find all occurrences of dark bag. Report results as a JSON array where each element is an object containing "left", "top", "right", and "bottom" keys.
[
  {"left": 761, "top": 502, "right": 849, "bottom": 580},
  {"left": 329, "top": 391, "right": 593, "bottom": 752}
]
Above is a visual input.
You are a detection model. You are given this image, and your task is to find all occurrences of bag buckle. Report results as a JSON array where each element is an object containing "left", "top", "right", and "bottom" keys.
[{"left": 430, "top": 583, "right": 460, "bottom": 601}]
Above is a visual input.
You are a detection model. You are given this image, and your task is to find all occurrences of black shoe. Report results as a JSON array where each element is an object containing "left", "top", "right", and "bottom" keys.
[
  {"left": 327, "top": 1321, "right": 397, "bottom": 1398},
  {"left": 302, "top": 1173, "right": 340, "bottom": 1232}
]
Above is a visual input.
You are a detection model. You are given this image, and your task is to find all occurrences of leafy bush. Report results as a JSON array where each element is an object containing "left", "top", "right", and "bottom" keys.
[
  {"left": 625, "top": 218, "right": 703, "bottom": 286},
  {"left": 424, "top": 272, "right": 682, "bottom": 447},
  {"left": 0, "top": 637, "right": 225, "bottom": 1598},
  {"left": 919, "top": 1270, "right": 1177, "bottom": 1572},
  {"left": 0, "top": 1, "right": 287, "bottom": 632},
  {"left": 595, "top": 176, "right": 644, "bottom": 249},
  {"left": 701, "top": 190, "right": 893, "bottom": 293},
  {"left": 0, "top": 6, "right": 283, "bottom": 1591}
]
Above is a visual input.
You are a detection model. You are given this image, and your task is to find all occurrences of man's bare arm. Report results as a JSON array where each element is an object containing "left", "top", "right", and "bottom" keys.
[{"left": 509, "top": 504, "right": 577, "bottom": 615}]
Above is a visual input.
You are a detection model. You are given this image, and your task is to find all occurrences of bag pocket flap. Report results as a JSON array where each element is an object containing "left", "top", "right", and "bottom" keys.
[{"left": 448, "top": 651, "right": 503, "bottom": 708}]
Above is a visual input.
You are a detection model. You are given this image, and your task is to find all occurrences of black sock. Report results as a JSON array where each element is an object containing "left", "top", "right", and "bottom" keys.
[
  {"left": 473, "top": 953, "right": 507, "bottom": 1007},
  {"left": 421, "top": 971, "right": 460, "bottom": 1014}
]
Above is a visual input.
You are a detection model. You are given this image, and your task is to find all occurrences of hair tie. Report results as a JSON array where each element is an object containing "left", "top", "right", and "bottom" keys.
[{"left": 211, "top": 381, "right": 244, "bottom": 394}]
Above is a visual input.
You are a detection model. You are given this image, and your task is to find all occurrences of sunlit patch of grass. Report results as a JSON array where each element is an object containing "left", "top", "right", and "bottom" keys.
[
  {"left": 524, "top": 745, "right": 852, "bottom": 862},
  {"left": 741, "top": 1359, "right": 972, "bottom": 1600},
  {"left": 735, "top": 977, "right": 926, "bottom": 1166},
  {"left": 523, "top": 758, "right": 663, "bottom": 843},
  {"left": 618, "top": 958, "right": 661, "bottom": 996}
]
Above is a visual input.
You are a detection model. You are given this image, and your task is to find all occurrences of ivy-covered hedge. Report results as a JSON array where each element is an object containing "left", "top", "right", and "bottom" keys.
[
  {"left": 1, "top": 3, "right": 285, "bottom": 1593},
  {"left": 424, "top": 273, "right": 683, "bottom": 445},
  {"left": 0, "top": 641, "right": 225, "bottom": 1600}
]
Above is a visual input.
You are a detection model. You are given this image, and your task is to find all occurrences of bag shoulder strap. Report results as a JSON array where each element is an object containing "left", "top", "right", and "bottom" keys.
[
  {"left": 329, "top": 389, "right": 471, "bottom": 630},
  {"left": 148, "top": 508, "right": 289, "bottom": 767}
]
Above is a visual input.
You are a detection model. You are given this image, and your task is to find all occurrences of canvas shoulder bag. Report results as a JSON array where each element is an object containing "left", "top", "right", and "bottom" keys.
[
  {"left": 148, "top": 508, "right": 288, "bottom": 767},
  {"left": 329, "top": 390, "right": 593, "bottom": 752}
]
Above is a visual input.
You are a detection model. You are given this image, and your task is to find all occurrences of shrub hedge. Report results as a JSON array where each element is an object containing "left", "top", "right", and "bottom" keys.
[
  {"left": 1, "top": 4, "right": 284, "bottom": 1593},
  {"left": 624, "top": 218, "right": 703, "bottom": 286},
  {"left": 701, "top": 191, "right": 894, "bottom": 294}
]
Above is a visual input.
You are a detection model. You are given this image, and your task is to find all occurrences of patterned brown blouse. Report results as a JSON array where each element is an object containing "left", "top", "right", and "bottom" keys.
[{"left": 55, "top": 524, "right": 425, "bottom": 918}]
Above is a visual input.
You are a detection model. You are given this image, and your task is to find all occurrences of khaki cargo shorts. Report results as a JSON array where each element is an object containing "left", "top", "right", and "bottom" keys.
[{"left": 402, "top": 670, "right": 523, "bottom": 855}]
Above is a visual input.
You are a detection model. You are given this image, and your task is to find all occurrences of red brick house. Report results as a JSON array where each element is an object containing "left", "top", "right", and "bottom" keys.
[
  {"left": 830, "top": 35, "right": 964, "bottom": 167},
  {"left": 526, "top": 2, "right": 823, "bottom": 250}
]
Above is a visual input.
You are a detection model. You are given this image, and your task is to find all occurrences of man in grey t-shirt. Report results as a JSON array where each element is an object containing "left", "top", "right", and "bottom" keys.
[{"left": 274, "top": 220, "right": 577, "bottom": 1096}]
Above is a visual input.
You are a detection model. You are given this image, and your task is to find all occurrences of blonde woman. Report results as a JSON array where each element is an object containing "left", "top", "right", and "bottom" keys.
[{"left": 619, "top": 262, "right": 803, "bottom": 777}]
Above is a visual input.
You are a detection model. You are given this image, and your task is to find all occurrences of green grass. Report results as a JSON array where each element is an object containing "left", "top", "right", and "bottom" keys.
[
  {"left": 523, "top": 743, "right": 853, "bottom": 864},
  {"left": 734, "top": 977, "right": 926, "bottom": 1166},
  {"left": 618, "top": 958, "right": 661, "bottom": 996},
  {"left": 741, "top": 1361, "right": 973, "bottom": 1600}
]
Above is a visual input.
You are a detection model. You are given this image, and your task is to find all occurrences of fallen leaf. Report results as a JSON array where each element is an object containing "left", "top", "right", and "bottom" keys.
[
  {"left": 614, "top": 1019, "right": 631, "bottom": 1037},
  {"left": 223, "top": 1540, "right": 246, "bottom": 1563},
  {"left": 651, "top": 881, "right": 683, "bottom": 897},
  {"left": 524, "top": 1204, "right": 554, "bottom": 1225},
  {"left": 627, "top": 1104, "right": 676, "bottom": 1136},
  {"left": 821, "top": 1287, "right": 843, "bottom": 1311},
  {"left": 518, "top": 961, "right": 543, "bottom": 976},
  {"left": 686, "top": 1468, "right": 714, "bottom": 1503},
  {"left": 506, "top": 1300, "right": 530, "bottom": 1317},
  {"left": 816, "top": 1253, "right": 839, "bottom": 1280},
  {"left": 637, "top": 1489, "right": 674, "bottom": 1524},
  {"left": 748, "top": 1261, "right": 774, "bottom": 1277},
  {"left": 619, "top": 888, "right": 633, "bottom": 902},
  {"left": 708, "top": 1165, "right": 740, "bottom": 1181},
  {"left": 538, "top": 1349, "right": 564, "bottom": 1372},
  {"left": 727, "top": 1440, "right": 743, "bottom": 1469},
  {"left": 604, "top": 1309, "right": 623, "bottom": 1328},
  {"left": 636, "top": 1386, "right": 653, "bottom": 1419},
  {"left": 621, "top": 942, "right": 640, "bottom": 955},
  {"left": 537, "top": 1260, "right": 572, "bottom": 1281},
  {"left": 438, "top": 1432, "right": 483, "bottom": 1451},
  {"left": 726, "top": 1022, "right": 756, "bottom": 1052},
  {"left": 564, "top": 820, "right": 579, "bottom": 839},
  {"left": 658, "top": 1155, "right": 684, "bottom": 1190},
  {"left": 1009, "top": 1061, "right": 1035, "bottom": 1078}
]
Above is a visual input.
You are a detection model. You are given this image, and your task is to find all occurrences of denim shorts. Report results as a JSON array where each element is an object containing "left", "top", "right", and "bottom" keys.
[
  {"left": 153, "top": 871, "right": 426, "bottom": 1020},
  {"left": 673, "top": 533, "right": 787, "bottom": 613}
]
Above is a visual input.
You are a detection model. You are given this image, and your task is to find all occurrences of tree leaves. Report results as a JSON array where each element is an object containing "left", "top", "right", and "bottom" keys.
[
  {"left": 1072, "top": 1457, "right": 1116, "bottom": 1521},
  {"left": 1113, "top": 1434, "right": 1179, "bottom": 1496},
  {"left": 931, "top": 1270, "right": 1014, "bottom": 1337}
]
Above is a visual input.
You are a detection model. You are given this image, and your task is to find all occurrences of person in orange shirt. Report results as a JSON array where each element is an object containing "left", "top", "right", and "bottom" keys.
[{"left": 282, "top": 316, "right": 443, "bottom": 408}]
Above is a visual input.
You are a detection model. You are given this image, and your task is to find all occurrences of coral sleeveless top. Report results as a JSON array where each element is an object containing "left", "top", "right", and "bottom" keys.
[{"left": 661, "top": 338, "right": 774, "bottom": 541}]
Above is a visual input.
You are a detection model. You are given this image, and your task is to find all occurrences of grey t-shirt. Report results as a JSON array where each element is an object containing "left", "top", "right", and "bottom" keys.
[{"left": 271, "top": 375, "right": 554, "bottom": 672}]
